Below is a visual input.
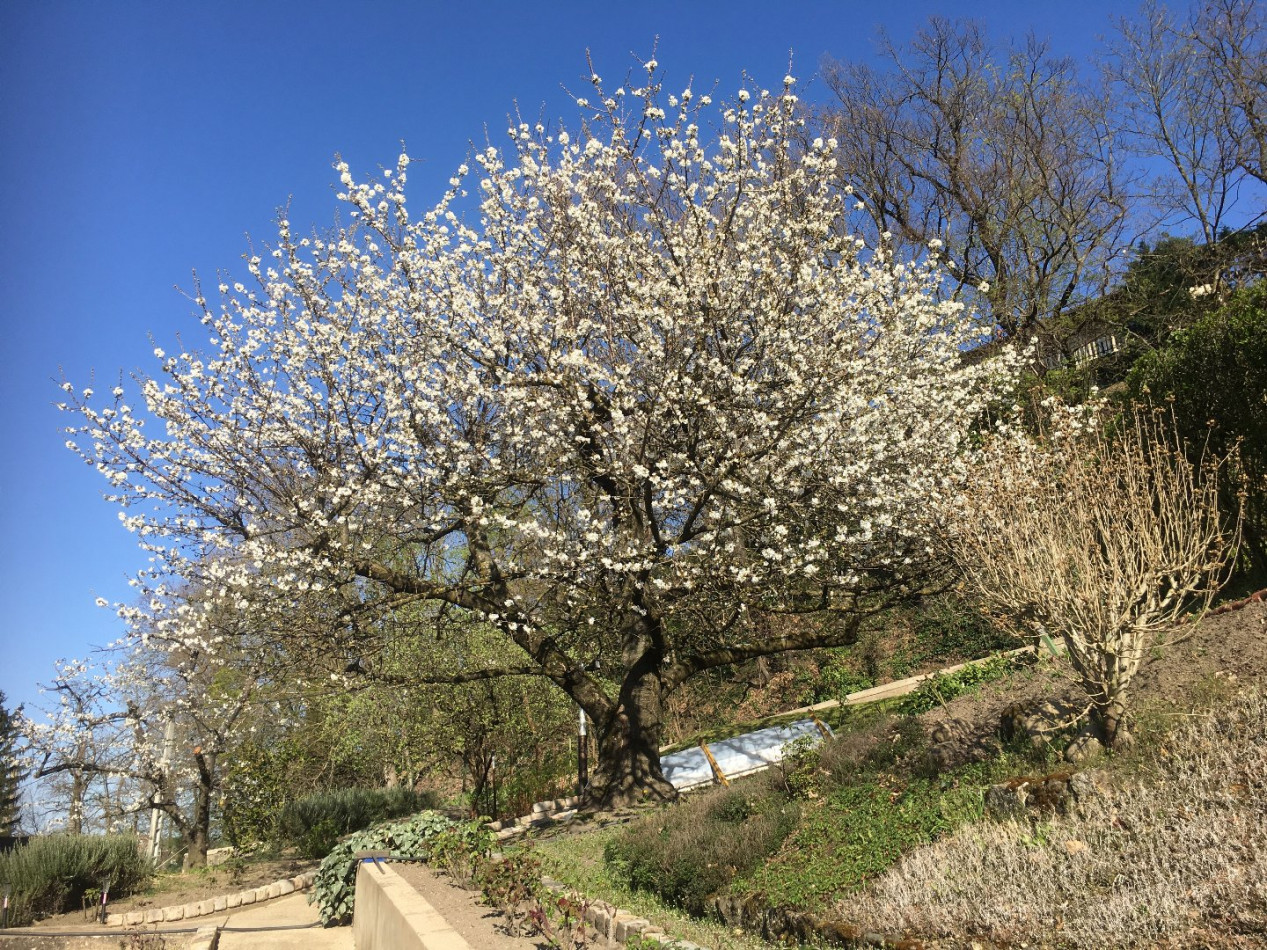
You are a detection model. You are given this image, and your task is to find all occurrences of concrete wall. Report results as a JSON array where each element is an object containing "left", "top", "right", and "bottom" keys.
[{"left": 352, "top": 862, "right": 470, "bottom": 950}]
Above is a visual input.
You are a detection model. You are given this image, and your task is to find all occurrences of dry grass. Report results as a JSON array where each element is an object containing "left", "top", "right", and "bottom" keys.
[{"left": 840, "top": 686, "right": 1267, "bottom": 948}]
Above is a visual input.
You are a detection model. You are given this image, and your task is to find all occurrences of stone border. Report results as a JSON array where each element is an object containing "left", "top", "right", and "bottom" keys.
[
  {"left": 538, "top": 874, "right": 705, "bottom": 949},
  {"left": 104, "top": 870, "right": 316, "bottom": 927}
]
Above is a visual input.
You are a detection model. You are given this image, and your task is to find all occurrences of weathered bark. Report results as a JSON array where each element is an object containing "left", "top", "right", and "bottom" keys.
[
  {"left": 1097, "top": 697, "right": 1132, "bottom": 751},
  {"left": 582, "top": 612, "right": 676, "bottom": 809},
  {"left": 184, "top": 748, "right": 215, "bottom": 869}
]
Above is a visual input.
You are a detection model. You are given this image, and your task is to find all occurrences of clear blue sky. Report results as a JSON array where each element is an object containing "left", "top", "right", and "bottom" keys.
[{"left": 0, "top": 0, "right": 1138, "bottom": 713}]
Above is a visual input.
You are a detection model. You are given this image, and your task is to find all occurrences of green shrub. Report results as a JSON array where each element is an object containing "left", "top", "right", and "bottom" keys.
[
  {"left": 1128, "top": 283, "right": 1267, "bottom": 570},
  {"left": 277, "top": 786, "right": 438, "bottom": 857},
  {"left": 310, "top": 811, "right": 477, "bottom": 925},
  {"left": 896, "top": 653, "right": 1017, "bottom": 715},
  {"left": 0, "top": 834, "right": 150, "bottom": 926},
  {"left": 604, "top": 784, "right": 799, "bottom": 917}
]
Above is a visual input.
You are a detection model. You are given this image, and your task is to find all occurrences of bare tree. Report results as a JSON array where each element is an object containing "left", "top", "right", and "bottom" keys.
[
  {"left": 949, "top": 404, "right": 1240, "bottom": 748},
  {"left": 821, "top": 18, "right": 1131, "bottom": 343},
  {"left": 1108, "top": 0, "right": 1244, "bottom": 243},
  {"left": 1195, "top": 0, "right": 1267, "bottom": 190}
]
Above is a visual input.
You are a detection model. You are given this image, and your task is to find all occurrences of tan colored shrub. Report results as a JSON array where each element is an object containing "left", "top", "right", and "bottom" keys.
[
  {"left": 950, "top": 402, "right": 1239, "bottom": 747},
  {"left": 841, "top": 686, "right": 1267, "bottom": 948}
]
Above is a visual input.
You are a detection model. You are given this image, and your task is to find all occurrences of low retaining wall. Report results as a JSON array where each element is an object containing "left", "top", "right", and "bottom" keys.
[
  {"left": 104, "top": 870, "right": 315, "bottom": 927},
  {"left": 353, "top": 861, "right": 470, "bottom": 950}
]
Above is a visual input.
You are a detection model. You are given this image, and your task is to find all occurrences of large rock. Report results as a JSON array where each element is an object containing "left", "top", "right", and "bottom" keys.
[
  {"left": 1001, "top": 698, "right": 1082, "bottom": 748},
  {"left": 1064, "top": 731, "right": 1105, "bottom": 764}
]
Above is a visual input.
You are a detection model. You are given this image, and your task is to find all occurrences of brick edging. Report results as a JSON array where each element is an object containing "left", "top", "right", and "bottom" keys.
[{"left": 106, "top": 870, "right": 317, "bottom": 927}]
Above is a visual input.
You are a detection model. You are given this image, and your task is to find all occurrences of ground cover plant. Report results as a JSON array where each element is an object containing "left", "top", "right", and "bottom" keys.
[
  {"left": 602, "top": 697, "right": 1060, "bottom": 923},
  {"left": 604, "top": 783, "right": 800, "bottom": 916},
  {"left": 309, "top": 810, "right": 477, "bottom": 925},
  {"left": 0, "top": 834, "right": 150, "bottom": 926}
]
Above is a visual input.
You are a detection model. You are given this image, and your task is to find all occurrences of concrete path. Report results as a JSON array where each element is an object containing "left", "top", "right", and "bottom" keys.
[{"left": 215, "top": 892, "right": 352, "bottom": 950}]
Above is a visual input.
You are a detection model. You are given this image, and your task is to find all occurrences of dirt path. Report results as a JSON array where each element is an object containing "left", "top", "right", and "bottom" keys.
[{"left": 391, "top": 862, "right": 565, "bottom": 949}]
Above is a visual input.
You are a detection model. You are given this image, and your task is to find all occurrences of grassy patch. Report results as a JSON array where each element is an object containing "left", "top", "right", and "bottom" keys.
[{"left": 528, "top": 823, "right": 771, "bottom": 950}]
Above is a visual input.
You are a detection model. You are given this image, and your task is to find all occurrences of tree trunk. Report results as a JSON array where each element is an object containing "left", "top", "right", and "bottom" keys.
[
  {"left": 184, "top": 749, "right": 215, "bottom": 869},
  {"left": 1097, "top": 697, "right": 1131, "bottom": 750},
  {"left": 582, "top": 613, "right": 676, "bottom": 809}
]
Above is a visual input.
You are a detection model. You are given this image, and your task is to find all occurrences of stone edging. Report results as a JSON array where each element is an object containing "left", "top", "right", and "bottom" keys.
[
  {"left": 105, "top": 870, "right": 317, "bottom": 927},
  {"left": 538, "top": 874, "right": 706, "bottom": 949}
]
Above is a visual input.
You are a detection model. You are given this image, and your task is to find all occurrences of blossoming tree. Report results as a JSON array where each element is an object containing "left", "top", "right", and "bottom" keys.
[{"left": 67, "top": 65, "right": 1016, "bottom": 806}]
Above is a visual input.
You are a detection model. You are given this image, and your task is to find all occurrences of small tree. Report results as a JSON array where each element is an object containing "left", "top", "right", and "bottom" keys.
[{"left": 950, "top": 403, "right": 1239, "bottom": 747}]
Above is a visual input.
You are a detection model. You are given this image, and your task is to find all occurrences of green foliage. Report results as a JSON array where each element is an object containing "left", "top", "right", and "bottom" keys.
[
  {"left": 476, "top": 849, "right": 542, "bottom": 937},
  {"left": 309, "top": 810, "right": 457, "bottom": 924},
  {"left": 0, "top": 691, "right": 21, "bottom": 839},
  {"left": 220, "top": 736, "right": 300, "bottom": 849},
  {"left": 0, "top": 834, "right": 150, "bottom": 926},
  {"left": 277, "top": 786, "right": 439, "bottom": 858},
  {"left": 911, "top": 599, "right": 1012, "bottom": 659},
  {"left": 896, "top": 654, "right": 1017, "bottom": 715},
  {"left": 743, "top": 777, "right": 980, "bottom": 911},
  {"left": 427, "top": 819, "right": 495, "bottom": 886},
  {"left": 604, "top": 784, "right": 799, "bottom": 917},
  {"left": 1128, "top": 282, "right": 1267, "bottom": 568},
  {"left": 769, "top": 737, "right": 823, "bottom": 800}
]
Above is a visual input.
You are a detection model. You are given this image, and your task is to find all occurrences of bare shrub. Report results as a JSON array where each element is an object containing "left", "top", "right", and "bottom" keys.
[
  {"left": 841, "top": 686, "right": 1267, "bottom": 947},
  {"left": 950, "top": 402, "right": 1240, "bottom": 747}
]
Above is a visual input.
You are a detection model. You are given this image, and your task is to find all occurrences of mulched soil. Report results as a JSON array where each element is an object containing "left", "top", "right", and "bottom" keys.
[{"left": 390, "top": 861, "right": 560, "bottom": 949}]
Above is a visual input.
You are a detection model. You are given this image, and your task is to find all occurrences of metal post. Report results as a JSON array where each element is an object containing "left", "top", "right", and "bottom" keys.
[
  {"left": 577, "top": 707, "right": 588, "bottom": 796},
  {"left": 2, "top": 883, "right": 11, "bottom": 929},
  {"left": 149, "top": 720, "right": 176, "bottom": 864}
]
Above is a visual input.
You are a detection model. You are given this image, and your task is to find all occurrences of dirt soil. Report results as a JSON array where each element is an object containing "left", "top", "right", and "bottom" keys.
[
  {"left": 24, "top": 857, "right": 319, "bottom": 931},
  {"left": 390, "top": 861, "right": 566, "bottom": 949},
  {"left": 918, "top": 595, "right": 1267, "bottom": 760}
]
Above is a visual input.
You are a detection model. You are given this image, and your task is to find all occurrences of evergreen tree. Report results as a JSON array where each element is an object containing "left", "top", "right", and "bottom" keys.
[{"left": 0, "top": 690, "right": 22, "bottom": 837}]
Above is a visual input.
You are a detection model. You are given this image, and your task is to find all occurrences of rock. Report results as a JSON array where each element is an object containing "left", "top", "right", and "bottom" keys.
[
  {"left": 124, "top": 911, "right": 145, "bottom": 927},
  {"left": 277, "top": 879, "right": 295, "bottom": 896},
  {"left": 227, "top": 893, "right": 242, "bottom": 908},
  {"left": 1065, "top": 732, "right": 1105, "bottom": 764},
  {"left": 213, "top": 896, "right": 227, "bottom": 912},
  {"left": 985, "top": 782, "right": 1029, "bottom": 819},
  {"left": 614, "top": 915, "right": 649, "bottom": 942},
  {"left": 240, "top": 890, "right": 257, "bottom": 905},
  {"left": 1064, "top": 838, "right": 1090, "bottom": 857},
  {"left": 1069, "top": 767, "right": 1107, "bottom": 804},
  {"left": 163, "top": 905, "right": 184, "bottom": 922},
  {"left": 183, "top": 902, "right": 201, "bottom": 919}
]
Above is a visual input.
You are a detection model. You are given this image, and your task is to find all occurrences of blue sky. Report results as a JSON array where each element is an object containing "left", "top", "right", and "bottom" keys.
[{"left": 0, "top": 0, "right": 1140, "bottom": 713}]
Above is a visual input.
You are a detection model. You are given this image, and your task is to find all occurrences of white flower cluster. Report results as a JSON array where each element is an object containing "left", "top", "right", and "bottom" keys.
[{"left": 63, "top": 64, "right": 1020, "bottom": 686}]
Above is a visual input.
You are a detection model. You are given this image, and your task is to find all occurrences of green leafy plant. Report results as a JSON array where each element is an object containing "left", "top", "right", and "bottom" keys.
[
  {"left": 309, "top": 811, "right": 456, "bottom": 925},
  {"left": 529, "top": 893, "right": 593, "bottom": 949},
  {"left": 477, "top": 849, "right": 542, "bottom": 937},
  {"left": 896, "top": 654, "right": 1015, "bottom": 715},
  {"left": 429, "top": 821, "right": 495, "bottom": 888}
]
